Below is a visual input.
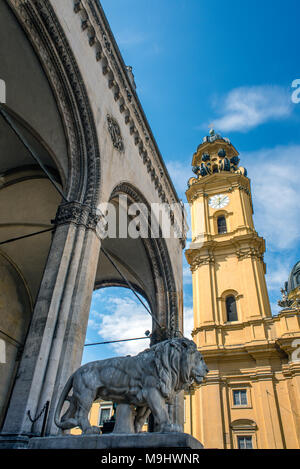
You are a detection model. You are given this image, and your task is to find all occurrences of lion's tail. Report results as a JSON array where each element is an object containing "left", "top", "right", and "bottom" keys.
[{"left": 54, "top": 374, "right": 76, "bottom": 430}]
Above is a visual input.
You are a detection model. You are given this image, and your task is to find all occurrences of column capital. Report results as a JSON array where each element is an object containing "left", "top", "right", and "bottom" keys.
[
  {"left": 189, "top": 254, "right": 215, "bottom": 273},
  {"left": 53, "top": 201, "right": 104, "bottom": 235}
]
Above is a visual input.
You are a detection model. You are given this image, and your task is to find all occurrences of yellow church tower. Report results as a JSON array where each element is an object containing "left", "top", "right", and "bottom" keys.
[{"left": 184, "top": 129, "right": 300, "bottom": 449}]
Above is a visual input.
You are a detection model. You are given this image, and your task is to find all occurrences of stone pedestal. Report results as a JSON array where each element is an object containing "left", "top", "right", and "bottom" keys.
[
  {"left": 27, "top": 433, "right": 203, "bottom": 450},
  {"left": 0, "top": 435, "right": 31, "bottom": 449}
]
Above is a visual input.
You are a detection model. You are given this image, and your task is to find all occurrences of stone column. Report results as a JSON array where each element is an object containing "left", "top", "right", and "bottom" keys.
[
  {"left": 45, "top": 226, "right": 101, "bottom": 435},
  {"left": 0, "top": 202, "right": 101, "bottom": 440}
]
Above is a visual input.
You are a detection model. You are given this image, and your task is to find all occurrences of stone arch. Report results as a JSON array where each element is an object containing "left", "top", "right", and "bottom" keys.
[
  {"left": 95, "top": 182, "right": 180, "bottom": 340},
  {"left": 1, "top": 0, "right": 103, "bottom": 438}
]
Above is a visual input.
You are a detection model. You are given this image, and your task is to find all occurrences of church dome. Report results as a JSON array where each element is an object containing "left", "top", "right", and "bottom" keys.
[
  {"left": 190, "top": 129, "right": 247, "bottom": 182},
  {"left": 287, "top": 261, "right": 300, "bottom": 293}
]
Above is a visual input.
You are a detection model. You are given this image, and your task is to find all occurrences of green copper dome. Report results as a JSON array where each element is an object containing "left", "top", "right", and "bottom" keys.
[{"left": 287, "top": 261, "right": 300, "bottom": 293}]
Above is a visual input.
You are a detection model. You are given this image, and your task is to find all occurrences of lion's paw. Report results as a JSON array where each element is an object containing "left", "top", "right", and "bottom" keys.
[
  {"left": 83, "top": 426, "right": 101, "bottom": 435},
  {"left": 159, "top": 423, "right": 182, "bottom": 433}
]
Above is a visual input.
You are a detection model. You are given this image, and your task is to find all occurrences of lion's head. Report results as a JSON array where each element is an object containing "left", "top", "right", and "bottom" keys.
[
  {"left": 150, "top": 337, "right": 209, "bottom": 398},
  {"left": 185, "top": 341, "right": 209, "bottom": 385}
]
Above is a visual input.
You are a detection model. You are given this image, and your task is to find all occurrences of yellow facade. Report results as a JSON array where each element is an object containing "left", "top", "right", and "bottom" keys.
[
  {"left": 184, "top": 131, "right": 300, "bottom": 449},
  {"left": 72, "top": 132, "right": 300, "bottom": 447},
  {"left": 71, "top": 400, "right": 148, "bottom": 435}
]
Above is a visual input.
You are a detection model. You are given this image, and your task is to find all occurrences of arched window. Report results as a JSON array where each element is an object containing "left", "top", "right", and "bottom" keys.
[
  {"left": 226, "top": 295, "right": 238, "bottom": 322},
  {"left": 217, "top": 216, "right": 227, "bottom": 234}
]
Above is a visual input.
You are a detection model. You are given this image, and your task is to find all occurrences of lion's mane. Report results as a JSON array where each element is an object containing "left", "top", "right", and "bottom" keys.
[{"left": 137, "top": 337, "right": 197, "bottom": 398}]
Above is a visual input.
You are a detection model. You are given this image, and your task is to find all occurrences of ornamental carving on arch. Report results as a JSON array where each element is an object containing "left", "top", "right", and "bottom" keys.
[{"left": 107, "top": 115, "right": 124, "bottom": 152}]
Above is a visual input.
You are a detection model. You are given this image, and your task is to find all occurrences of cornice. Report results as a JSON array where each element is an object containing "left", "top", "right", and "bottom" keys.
[
  {"left": 186, "top": 232, "right": 266, "bottom": 271},
  {"left": 196, "top": 340, "right": 284, "bottom": 362},
  {"left": 72, "top": 0, "right": 186, "bottom": 246},
  {"left": 192, "top": 316, "right": 279, "bottom": 336},
  {"left": 188, "top": 230, "right": 263, "bottom": 249},
  {"left": 186, "top": 172, "right": 250, "bottom": 203}
]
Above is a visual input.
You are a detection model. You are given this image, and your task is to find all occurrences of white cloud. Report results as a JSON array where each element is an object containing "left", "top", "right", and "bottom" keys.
[
  {"left": 265, "top": 258, "right": 291, "bottom": 293},
  {"left": 166, "top": 160, "right": 194, "bottom": 243},
  {"left": 90, "top": 295, "right": 152, "bottom": 356},
  {"left": 89, "top": 289, "right": 196, "bottom": 355},
  {"left": 183, "top": 265, "right": 192, "bottom": 285},
  {"left": 270, "top": 302, "right": 281, "bottom": 316},
  {"left": 243, "top": 144, "right": 300, "bottom": 250},
  {"left": 183, "top": 307, "right": 194, "bottom": 339},
  {"left": 115, "top": 30, "right": 162, "bottom": 57},
  {"left": 116, "top": 30, "right": 147, "bottom": 48},
  {"left": 208, "top": 85, "right": 292, "bottom": 133},
  {"left": 166, "top": 160, "right": 192, "bottom": 195},
  {"left": 92, "top": 290, "right": 105, "bottom": 301}
]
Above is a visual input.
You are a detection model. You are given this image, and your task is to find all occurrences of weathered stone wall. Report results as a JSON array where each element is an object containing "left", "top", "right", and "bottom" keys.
[{"left": 0, "top": 0, "right": 185, "bottom": 440}]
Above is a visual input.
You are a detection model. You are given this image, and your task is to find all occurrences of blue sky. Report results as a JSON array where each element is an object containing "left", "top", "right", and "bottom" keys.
[{"left": 82, "top": 0, "right": 300, "bottom": 363}]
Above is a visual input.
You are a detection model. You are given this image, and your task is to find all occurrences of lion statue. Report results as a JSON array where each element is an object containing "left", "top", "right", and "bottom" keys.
[{"left": 54, "top": 337, "right": 208, "bottom": 435}]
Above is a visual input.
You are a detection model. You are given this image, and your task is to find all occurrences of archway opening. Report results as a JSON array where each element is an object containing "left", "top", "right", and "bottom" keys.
[
  {"left": 82, "top": 286, "right": 152, "bottom": 364},
  {"left": 0, "top": 108, "right": 64, "bottom": 429},
  {"left": 75, "top": 286, "right": 152, "bottom": 434},
  {"left": 91, "top": 184, "right": 179, "bottom": 343}
]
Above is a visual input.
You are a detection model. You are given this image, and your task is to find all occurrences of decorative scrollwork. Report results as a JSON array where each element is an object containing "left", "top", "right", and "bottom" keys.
[
  {"left": 107, "top": 115, "right": 124, "bottom": 152},
  {"left": 236, "top": 248, "right": 263, "bottom": 261},
  {"left": 190, "top": 254, "right": 215, "bottom": 272}
]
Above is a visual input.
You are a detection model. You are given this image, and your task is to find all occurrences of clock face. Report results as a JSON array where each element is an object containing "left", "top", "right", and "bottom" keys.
[{"left": 209, "top": 194, "right": 229, "bottom": 209}]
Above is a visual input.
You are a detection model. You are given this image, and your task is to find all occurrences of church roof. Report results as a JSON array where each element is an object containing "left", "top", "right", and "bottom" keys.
[{"left": 190, "top": 129, "right": 247, "bottom": 180}]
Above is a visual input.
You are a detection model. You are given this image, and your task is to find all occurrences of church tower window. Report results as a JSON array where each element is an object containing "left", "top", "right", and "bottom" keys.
[
  {"left": 226, "top": 295, "right": 238, "bottom": 322},
  {"left": 217, "top": 216, "right": 227, "bottom": 234}
]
